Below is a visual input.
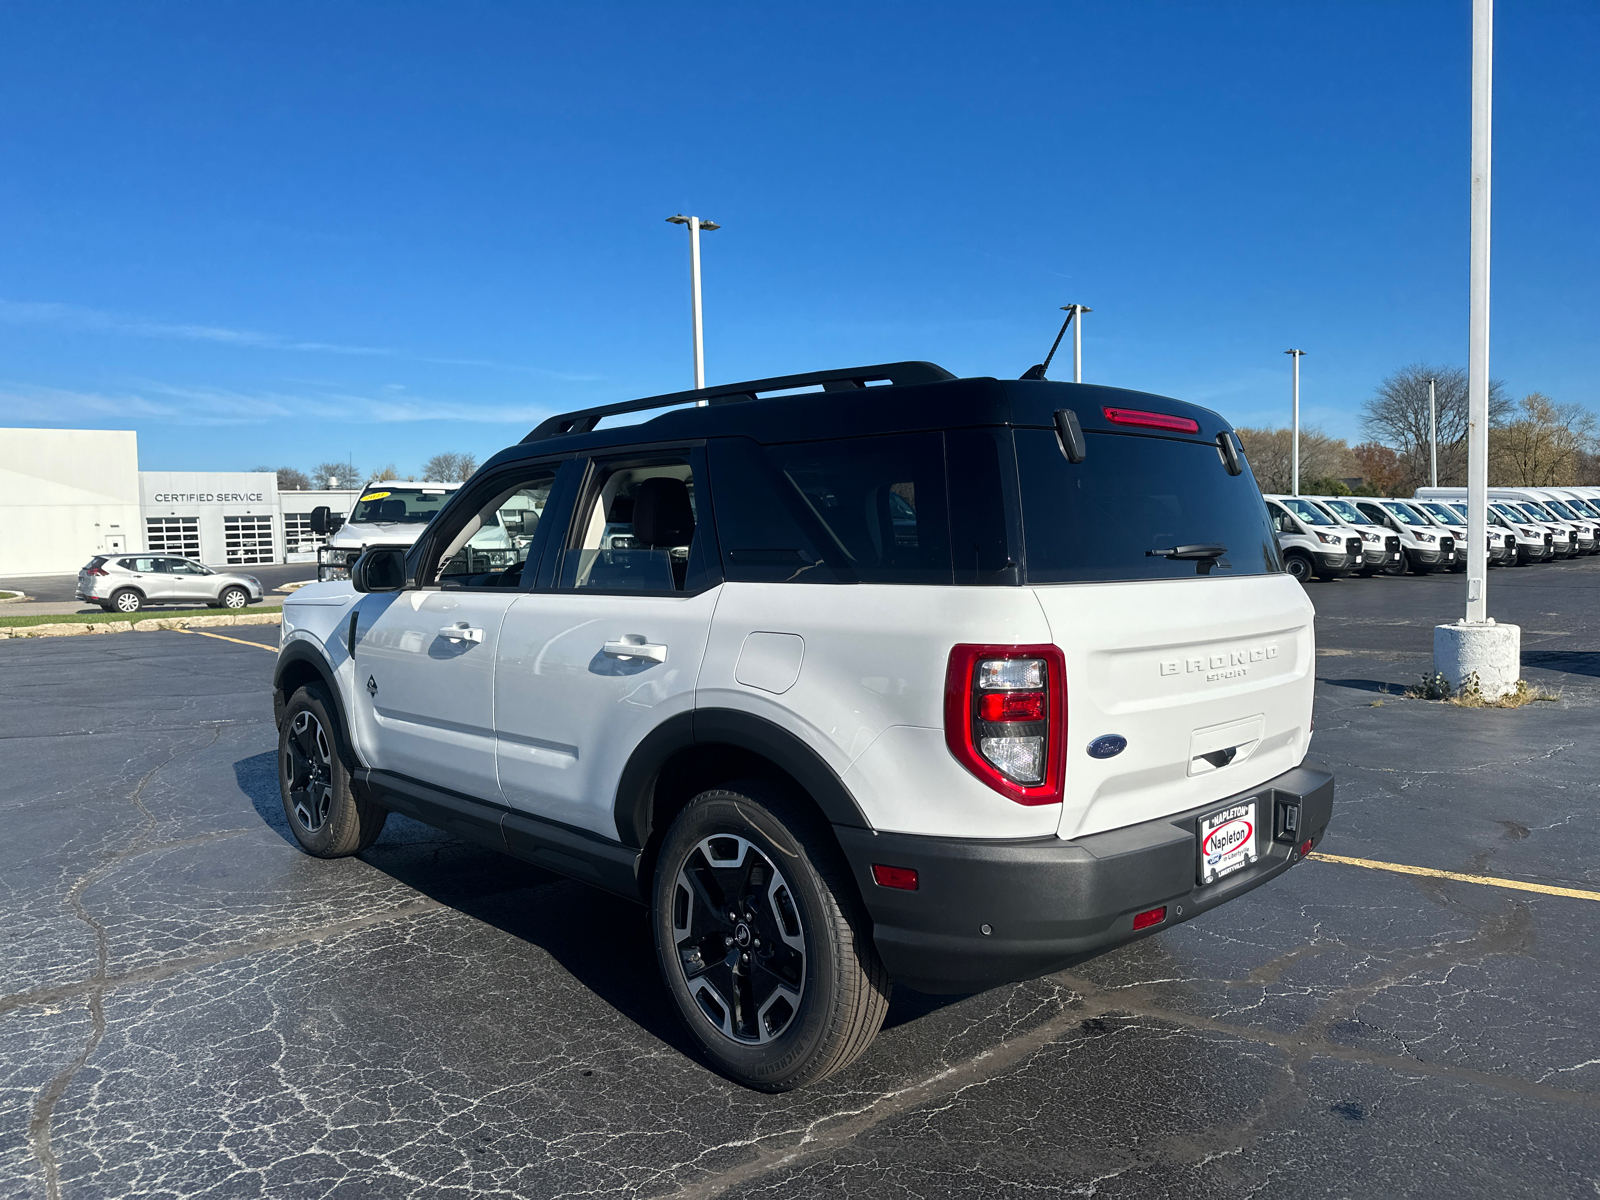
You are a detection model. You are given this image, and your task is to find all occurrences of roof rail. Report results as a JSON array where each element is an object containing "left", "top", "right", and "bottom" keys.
[{"left": 522, "top": 361, "right": 956, "bottom": 442}]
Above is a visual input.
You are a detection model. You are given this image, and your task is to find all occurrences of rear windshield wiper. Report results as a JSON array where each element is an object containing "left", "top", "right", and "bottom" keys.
[{"left": 1145, "top": 544, "right": 1227, "bottom": 560}]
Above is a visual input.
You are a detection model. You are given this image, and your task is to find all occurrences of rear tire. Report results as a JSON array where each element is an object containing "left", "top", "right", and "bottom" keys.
[
  {"left": 110, "top": 588, "right": 142, "bottom": 613},
  {"left": 652, "top": 781, "right": 890, "bottom": 1092},
  {"left": 278, "top": 684, "right": 387, "bottom": 857},
  {"left": 1284, "top": 552, "right": 1314, "bottom": 583}
]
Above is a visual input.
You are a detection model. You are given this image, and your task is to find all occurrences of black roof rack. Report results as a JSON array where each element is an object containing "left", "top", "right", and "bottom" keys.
[{"left": 522, "top": 361, "right": 956, "bottom": 442}]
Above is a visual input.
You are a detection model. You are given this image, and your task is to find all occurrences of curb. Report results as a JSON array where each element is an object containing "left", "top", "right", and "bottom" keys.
[
  {"left": 0, "top": 612, "right": 282, "bottom": 640},
  {"left": 0, "top": 593, "right": 31, "bottom": 604}
]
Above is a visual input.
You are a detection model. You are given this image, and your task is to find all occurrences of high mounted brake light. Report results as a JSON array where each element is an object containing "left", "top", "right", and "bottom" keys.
[
  {"left": 1102, "top": 406, "right": 1200, "bottom": 434},
  {"left": 944, "top": 644, "right": 1066, "bottom": 806}
]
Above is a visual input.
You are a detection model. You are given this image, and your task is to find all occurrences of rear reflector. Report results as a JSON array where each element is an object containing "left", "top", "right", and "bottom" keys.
[
  {"left": 1102, "top": 406, "right": 1201, "bottom": 434},
  {"left": 1132, "top": 906, "right": 1167, "bottom": 931},
  {"left": 871, "top": 864, "right": 919, "bottom": 891},
  {"left": 1298, "top": 839, "right": 1314, "bottom": 858}
]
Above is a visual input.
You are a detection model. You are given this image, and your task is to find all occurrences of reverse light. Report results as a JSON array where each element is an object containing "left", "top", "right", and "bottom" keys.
[
  {"left": 871, "top": 864, "right": 919, "bottom": 891},
  {"left": 1132, "top": 906, "right": 1167, "bottom": 931},
  {"left": 1101, "top": 406, "right": 1200, "bottom": 434},
  {"left": 945, "top": 644, "right": 1066, "bottom": 806}
]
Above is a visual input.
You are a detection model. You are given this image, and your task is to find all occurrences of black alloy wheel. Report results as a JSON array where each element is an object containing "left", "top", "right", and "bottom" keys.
[
  {"left": 277, "top": 684, "right": 387, "bottom": 857},
  {"left": 652, "top": 782, "right": 890, "bottom": 1092}
]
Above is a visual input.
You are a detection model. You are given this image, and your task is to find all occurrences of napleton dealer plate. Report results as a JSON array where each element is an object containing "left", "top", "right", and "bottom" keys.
[{"left": 1198, "top": 800, "right": 1258, "bottom": 885}]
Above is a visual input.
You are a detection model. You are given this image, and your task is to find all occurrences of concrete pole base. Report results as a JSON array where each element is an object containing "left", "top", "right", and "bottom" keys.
[{"left": 1433, "top": 620, "right": 1522, "bottom": 700}]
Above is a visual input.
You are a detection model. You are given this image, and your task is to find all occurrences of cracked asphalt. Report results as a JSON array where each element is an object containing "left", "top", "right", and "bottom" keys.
[{"left": 3, "top": 559, "right": 1599, "bottom": 1199}]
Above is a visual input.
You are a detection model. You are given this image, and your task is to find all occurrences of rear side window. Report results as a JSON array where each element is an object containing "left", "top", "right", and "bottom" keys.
[
  {"left": 1016, "top": 429, "right": 1279, "bottom": 582},
  {"left": 712, "top": 434, "right": 954, "bottom": 584}
]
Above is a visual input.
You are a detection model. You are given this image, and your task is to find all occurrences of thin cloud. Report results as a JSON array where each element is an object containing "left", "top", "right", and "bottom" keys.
[{"left": 0, "top": 298, "right": 600, "bottom": 380}]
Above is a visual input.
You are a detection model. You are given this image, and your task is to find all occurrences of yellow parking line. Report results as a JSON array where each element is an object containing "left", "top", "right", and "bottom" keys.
[
  {"left": 1313, "top": 851, "right": 1600, "bottom": 903},
  {"left": 176, "top": 628, "right": 278, "bottom": 652}
]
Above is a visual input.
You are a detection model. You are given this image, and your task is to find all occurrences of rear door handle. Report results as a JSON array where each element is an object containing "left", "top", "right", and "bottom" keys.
[
  {"left": 439, "top": 624, "right": 484, "bottom": 644},
  {"left": 603, "top": 637, "right": 667, "bottom": 663}
]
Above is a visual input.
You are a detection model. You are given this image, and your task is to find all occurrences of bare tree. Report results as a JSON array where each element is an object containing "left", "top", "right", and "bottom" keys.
[
  {"left": 372, "top": 463, "right": 399, "bottom": 481},
  {"left": 312, "top": 460, "right": 363, "bottom": 489},
  {"left": 1489, "top": 393, "right": 1598, "bottom": 486},
  {"left": 1234, "top": 427, "right": 1353, "bottom": 494},
  {"left": 423, "top": 452, "right": 479, "bottom": 482},
  {"left": 1360, "top": 365, "right": 1510, "bottom": 491}
]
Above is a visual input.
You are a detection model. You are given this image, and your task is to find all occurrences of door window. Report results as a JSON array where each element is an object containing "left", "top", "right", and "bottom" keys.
[
  {"left": 560, "top": 456, "right": 702, "bottom": 593},
  {"left": 118, "top": 557, "right": 165, "bottom": 573},
  {"left": 165, "top": 559, "right": 210, "bottom": 575},
  {"left": 430, "top": 467, "right": 560, "bottom": 589}
]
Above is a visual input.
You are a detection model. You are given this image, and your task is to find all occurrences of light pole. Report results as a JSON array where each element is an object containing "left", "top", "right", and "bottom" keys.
[
  {"left": 1065, "top": 303, "right": 1091, "bottom": 382},
  {"left": 1284, "top": 349, "right": 1305, "bottom": 495},
  {"left": 666, "top": 214, "right": 720, "bottom": 390},
  {"left": 1426, "top": 376, "right": 1439, "bottom": 487}
]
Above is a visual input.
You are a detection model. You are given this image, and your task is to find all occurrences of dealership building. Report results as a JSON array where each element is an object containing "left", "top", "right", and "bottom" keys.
[{"left": 1, "top": 428, "right": 359, "bottom": 576}]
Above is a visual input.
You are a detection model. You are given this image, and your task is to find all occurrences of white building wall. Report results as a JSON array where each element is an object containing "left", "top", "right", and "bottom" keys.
[{"left": 0, "top": 429, "right": 142, "bottom": 575}]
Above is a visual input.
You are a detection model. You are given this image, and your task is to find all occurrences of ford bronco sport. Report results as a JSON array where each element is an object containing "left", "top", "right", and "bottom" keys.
[{"left": 274, "top": 361, "right": 1333, "bottom": 1091}]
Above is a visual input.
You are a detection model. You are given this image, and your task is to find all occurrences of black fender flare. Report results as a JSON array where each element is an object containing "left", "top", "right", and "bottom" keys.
[
  {"left": 613, "top": 707, "right": 872, "bottom": 847},
  {"left": 273, "top": 640, "right": 362, "bottom": 770}
]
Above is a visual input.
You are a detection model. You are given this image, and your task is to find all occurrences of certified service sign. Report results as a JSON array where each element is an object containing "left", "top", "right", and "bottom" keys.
[{"left": 1198, "top": 802, "right": 1257, "bottom": 885}]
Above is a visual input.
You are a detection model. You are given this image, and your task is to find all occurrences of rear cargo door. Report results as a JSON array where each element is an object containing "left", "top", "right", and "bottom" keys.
[{"left": 1008, "top": 421, "right": 1312, "bottom": 839}]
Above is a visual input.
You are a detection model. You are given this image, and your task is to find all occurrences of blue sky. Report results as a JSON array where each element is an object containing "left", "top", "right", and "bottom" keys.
[{"left": 1, "top": 2, "right": 1595, "bottom": 477}]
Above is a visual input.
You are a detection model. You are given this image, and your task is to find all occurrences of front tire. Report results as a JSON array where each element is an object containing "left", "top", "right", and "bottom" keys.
[
  {"left": 220, "top": 586, "right": 249, "bottom": 609},
  {"left": 278, "top": 684, "right": 387, "bottom": 857},
  {"left": 652, "top": 782, "right": 890, "bottom": 1092},
  {"left": 1283, "top": 552, "right": 1314, "bottom": 583}
]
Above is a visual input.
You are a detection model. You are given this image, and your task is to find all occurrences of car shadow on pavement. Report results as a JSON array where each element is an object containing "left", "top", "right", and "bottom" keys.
[
  {"left": 1523, "top": 650, "right": 1600, "bottom": 678},
  {"left": 1317, "top": 678, "right": 1404, "bottom": 694},
  {"left": 233, "top": 750, "right": 962, "bottom": 1061}
]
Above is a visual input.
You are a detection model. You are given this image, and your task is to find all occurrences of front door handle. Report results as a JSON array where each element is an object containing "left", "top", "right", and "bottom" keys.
[
  {"left": 603, "top": 637, "right": 667, "bottom": 663},
  {"left": 439, "top": 624, "right": 484, "bottom": 644}
]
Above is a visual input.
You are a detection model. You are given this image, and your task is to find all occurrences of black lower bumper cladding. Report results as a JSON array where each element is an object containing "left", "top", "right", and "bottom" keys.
[{"left": 837, "top": 761, "right": 1334, "bottom": 994}]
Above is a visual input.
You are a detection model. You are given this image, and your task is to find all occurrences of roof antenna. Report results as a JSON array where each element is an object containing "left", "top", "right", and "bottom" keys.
[{"left": 1020, "top": 306, "right": 1076, "bottom": 380}]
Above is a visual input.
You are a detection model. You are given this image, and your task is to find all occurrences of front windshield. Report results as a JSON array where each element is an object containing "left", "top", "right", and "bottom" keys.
[
  {"left": 1518, "top": 503, "right": 1556, "bottom": 522},
  {"left": 1417, "top": 502, "right": 1460, "bottom": 525},
  {"left": 1282, "top": 498, "right": 1336, "bottom": 526},
  {"left": 349, "top": 488, "right": 452, "bottom": 525},
  {"left": 1543, "top": 499, "right": 1579, "bottom": 520},
  {"left": 1568, "top": 498, "right": 1600, "bottom": 518},
  {"left": 1383, "top": 503, "right": 1428, "bottom": 527},
  {"left": 1449, "top": 503, "right": 1469, "bottom": 522},
  {"left": 1321, "top": 498, "right": 1370, "bottom": 525},
  {"left": 1493, "top": 504, "right": 1528, "bottom": 525}
]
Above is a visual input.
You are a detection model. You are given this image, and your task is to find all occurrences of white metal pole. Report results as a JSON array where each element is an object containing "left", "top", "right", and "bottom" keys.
[
  {"left": 1285, "top": 349, "right": 1304, "bottom": 496},
  {"left": 1072, "top": 307, "right": 1083, "bottom": 383},
  {"left": 688, "top": 216, "right": 706, "bottom": 391},
  {"left": 1466, "top": 0, "right": 1492, "bottom": 624},
  {"left": 1428, "top": 378, "right": 1438, "bottom": 488}
]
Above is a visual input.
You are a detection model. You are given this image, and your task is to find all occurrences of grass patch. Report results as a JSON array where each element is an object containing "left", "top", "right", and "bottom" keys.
[
  {"left": 0, "top": 591, "right": 19, "bottom": 601},
  {"left": 0, "top": 606, "right": 282, "bottom": 628},
  {"left": 1404, "top": 670, "right": 1560, "bottom": 708}
]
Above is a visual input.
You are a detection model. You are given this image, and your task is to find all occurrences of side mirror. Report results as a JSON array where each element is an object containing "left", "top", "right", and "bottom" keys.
[
  {"left": 352, "top": 546, "right": 409, "bottom": 593},
  {"left": 310, "top": 506, "right": 331, "bottom": 535}
]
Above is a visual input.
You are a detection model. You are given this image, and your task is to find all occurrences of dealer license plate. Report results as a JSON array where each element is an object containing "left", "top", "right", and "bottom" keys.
[{"left": 1197, "top": 800, "right": 1258, "bottom": 885}]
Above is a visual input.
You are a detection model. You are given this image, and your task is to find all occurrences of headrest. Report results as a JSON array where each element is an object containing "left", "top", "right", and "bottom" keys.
[
  {"left": 377, "top": 499, "right": 406, "bottom": 521},
  {"left": 607, "top": 495, "right": 635, "bottom": 524},
  {"left": 632, "top": 477, "right": 695, "bottom": 547}
]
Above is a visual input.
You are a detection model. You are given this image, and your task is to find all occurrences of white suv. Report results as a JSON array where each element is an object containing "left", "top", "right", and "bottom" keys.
[{"left": 274, "top": 362, "right": 1334, "bottom": 1090}]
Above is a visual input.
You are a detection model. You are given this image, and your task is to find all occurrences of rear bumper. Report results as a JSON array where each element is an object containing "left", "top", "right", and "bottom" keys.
[{"left": 837, "top": 760, "right": 1334, "bottom": 994}]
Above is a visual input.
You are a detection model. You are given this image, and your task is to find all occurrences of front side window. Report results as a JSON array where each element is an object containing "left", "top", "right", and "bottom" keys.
[
  {"left": 350, "top": 488, "right": 452, "bottom": 525},
  {"left": 165, "top": 558, "right": 210, "bottom": 575},
  {"left": 432, "top": 468, "right": 558, "bottom": 589},
  {"left": 1282, "top": 498, "right": 1334, "bottom": 526},
  {"left": 1265, "top": 503, "right": 1299, "bottom": 535},
  {"left": 560, "top": 456, "right": 702, "bottom": 593}
]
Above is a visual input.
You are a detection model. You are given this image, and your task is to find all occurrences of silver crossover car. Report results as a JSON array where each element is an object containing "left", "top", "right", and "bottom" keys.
[{"left": 76, "top": 554, "right": 266, "bottom": 613}]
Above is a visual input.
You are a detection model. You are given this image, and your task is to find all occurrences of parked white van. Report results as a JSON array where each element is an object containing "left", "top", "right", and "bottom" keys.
[
  {"left": 1348, "top": 499, "right": 1457, "bottom": 574},
  {"left": 1406, "top": 497, "right": 1517, "bottom": 568},
  {"left": 1416, "top": 488, "right": 1585, "bottom": 558},
  {"left": 1300, "top": 496, "right": 1404, "bottom": 576},
  {"left": 1261, "top": 495, "right": 1365, "bottom": 582}
]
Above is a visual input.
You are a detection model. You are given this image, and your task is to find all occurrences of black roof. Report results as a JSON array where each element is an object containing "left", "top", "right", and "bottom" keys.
[{"left": 483, "top": 361, "right": 1236, "bottom": 472}]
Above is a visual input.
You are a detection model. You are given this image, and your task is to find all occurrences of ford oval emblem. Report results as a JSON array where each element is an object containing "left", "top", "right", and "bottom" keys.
[{"left": 1088, "top": 734, "right": 1127, "bottom": 760}]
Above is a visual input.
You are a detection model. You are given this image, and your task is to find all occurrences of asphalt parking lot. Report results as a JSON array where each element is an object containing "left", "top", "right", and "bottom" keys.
[{"left": 3, "top": 559, "right": 1599, "bottom": 1199}]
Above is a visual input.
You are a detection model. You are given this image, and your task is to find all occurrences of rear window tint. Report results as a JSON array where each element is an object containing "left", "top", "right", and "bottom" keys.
[{"left": 1016, "top": 429, "right": 1280, "bottom": 583}]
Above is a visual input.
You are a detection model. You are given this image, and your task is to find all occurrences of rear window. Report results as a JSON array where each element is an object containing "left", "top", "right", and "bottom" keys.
[
  {"left": 84, "top": 557, "right": 107, "bottom": 570},
  {"left": 1016, "top": 429, "right": 1279, "bottom": 583}
]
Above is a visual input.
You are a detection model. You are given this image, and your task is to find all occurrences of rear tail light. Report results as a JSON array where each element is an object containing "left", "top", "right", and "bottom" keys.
[
  {"left": 84, "top": 567, "right": 108, "bottom": 576},
  {"left": 945, "top": 644, "right": 1066, "bottom": 806},
  {"left": 1101, "top": 406, "right": 1201, "bottom": 434}
]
